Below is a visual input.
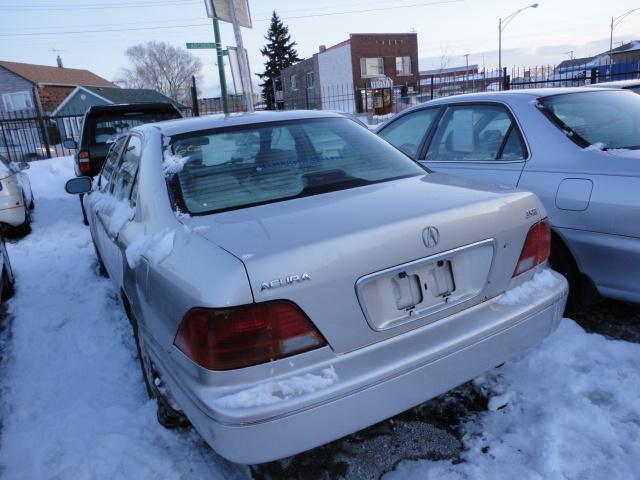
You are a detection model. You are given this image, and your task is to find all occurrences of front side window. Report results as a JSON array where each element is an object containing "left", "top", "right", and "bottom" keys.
[
  {"left": 168, "top": 118, "right": 426, "bottom": 215},
  {"left": 396, "top": 56, "right": 412, "bottom": 75},
  {"left": 2, "top": 91, "right": 33, "bottom": 112},
  {"left": 426, "top": 104, "right": 526, "bottom": 161},
  {"left": 378, "top": 108, "right": 441, "bottom": 158},
  {"left": 99, "top": 135, "right": 128, "bottom": 193},
  {"left": 360, "top": 57, "right": 384, "bottom": 77},
  {"left": 112, "top": 135, "right": 142, "bottom": 202},
  {"left": 539, "top": 90, "right": 640, "bottom": 150}
]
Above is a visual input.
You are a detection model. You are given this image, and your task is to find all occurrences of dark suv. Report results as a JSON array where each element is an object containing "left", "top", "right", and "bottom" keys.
[
  {"left": 64, "top": 103, "right": 183, "bottom": 177},
  {"left": 63, "top": 103, "right": 183, "bottom": 223}
]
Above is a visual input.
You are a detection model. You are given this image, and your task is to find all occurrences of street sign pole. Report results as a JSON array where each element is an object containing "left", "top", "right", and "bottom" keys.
[
  {"left": 212, "top": 18, "right": 229, "bottom": 114},
  {"left": 226, "top": 0, "right": 253, "bottom": 112}
]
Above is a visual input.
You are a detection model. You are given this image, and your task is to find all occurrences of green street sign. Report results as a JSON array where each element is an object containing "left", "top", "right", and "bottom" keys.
[{"left": 186, "top": 42, "right": 217, "bottom": 49}]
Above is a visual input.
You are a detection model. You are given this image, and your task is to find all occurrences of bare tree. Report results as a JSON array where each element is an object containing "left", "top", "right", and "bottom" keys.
[
  {"left": 438, "top": 44, "right": 453, "bottom": 72},
  {"left": 118, "top": 41, "right": 202, "bottom": 106}
]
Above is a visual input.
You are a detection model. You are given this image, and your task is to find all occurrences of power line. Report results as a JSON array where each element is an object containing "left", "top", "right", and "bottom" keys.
[
  {"left": 0, "top": 0, "right": 199, "bottom": 10},
  {"left": 0, "top": 0, "right": 463, "bottom": 37}
]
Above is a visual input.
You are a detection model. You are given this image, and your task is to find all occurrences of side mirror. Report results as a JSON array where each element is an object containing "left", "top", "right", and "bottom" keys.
[
  {"left": 17, "top": 162, "right": 30, "bottom": 171},
  {"left": 63, "top": 138, "right": 78, "bottom": 150},
  {"left": 65, "top": 176, "right": 92, "bottom": 195}
]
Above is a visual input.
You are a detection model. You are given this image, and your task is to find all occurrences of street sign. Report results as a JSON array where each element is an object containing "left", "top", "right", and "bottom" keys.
[
  {"left": 204, "top": 0, "right": 252, "bottom": 28},
  {"left": 186, "top": 42, "right": 217, "bottom": 49}
]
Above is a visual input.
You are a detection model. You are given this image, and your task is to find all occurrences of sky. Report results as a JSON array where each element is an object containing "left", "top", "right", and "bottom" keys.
[{"left": 1, "top": 0, "right": 639, "bottom": 97}]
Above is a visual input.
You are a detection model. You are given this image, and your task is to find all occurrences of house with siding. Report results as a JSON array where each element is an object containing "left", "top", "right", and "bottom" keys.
[{"left": 0, "top": 59, "right": 116, "bottom": 115}]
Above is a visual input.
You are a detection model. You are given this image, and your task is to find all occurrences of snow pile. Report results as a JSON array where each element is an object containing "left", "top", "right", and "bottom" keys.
[
  {"left": 125, "top": 229, "right": 176, "bottom": 268},
  {"left": 215, "top": 367, "right": 339, "bottom": 409},
  {"left": 497, "top": 269, "right": 564, "bottom": 306},
  {"left": 0, "top": 156, "right": 249, "bottom": 480},
  {"left": 386, "top": 319, "right": 640, "bottom": 480},
  {"left": 90, "top": 191, "right": 135, "bottom": 236},
  {"left": 162, "top": 150, "right": 188, "bottom": 176},
  {"left": 584, "top": 142, "right": 606, "bottom": 151}
]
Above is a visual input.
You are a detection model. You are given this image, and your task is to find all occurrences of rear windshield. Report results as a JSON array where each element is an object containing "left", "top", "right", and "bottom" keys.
[
  {"left": 539, "top": 90, "right": 640, "bottom": 150},
  {"left": 167, "top": 117, "right": 426, "bottom": 215},
  {"left": 90, "top": 111, "right": 179, "bottom": 145}
]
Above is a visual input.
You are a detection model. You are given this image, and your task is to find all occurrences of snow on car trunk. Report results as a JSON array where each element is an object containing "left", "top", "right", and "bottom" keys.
[{"left": 0, "top": 157, "right": 249, "bottom": 480}]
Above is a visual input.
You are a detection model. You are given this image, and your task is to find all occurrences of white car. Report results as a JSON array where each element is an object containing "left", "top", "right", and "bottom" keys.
[
  {"left": 0, "top": 155, "right": 34, "bottom": 235},
  {"left": 66, "top": 111, "right": 568, "bottom": 464}
]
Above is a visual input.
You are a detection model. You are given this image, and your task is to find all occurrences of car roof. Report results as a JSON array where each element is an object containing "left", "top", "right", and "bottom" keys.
[
  {"left": 422, "top": 86, "right": 620, "bottom": 105},
  {"left": 141, "top": 110, "right": 346, "bottom": 136},
  {"left": 589, "top": 79, "right": 640, "bottom": 88}
]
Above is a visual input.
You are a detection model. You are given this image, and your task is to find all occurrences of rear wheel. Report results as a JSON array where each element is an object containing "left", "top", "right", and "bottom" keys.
[{"left": 122, "top": 294, "right": 190, "bottom": 429}]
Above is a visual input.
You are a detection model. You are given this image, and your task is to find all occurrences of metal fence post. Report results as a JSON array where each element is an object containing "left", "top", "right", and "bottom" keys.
[
  {"left": 430, "top": 77, "right": 434, "bottom": 100},
  {"left": 32, "top": 87, "right": 52, "bottom": 159},
  {"left": 502, "top": 68, "right": 510, "bottom": 91}
]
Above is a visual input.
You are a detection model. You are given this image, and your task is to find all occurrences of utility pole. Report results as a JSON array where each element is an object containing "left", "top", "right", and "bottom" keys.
[
  {"left": 212, "top": 18, "right": 229, "bottom": 114},
  {"left": 463, "top": 53, "right": 470, "bottom": 92},
  {"left": 227, "top": 0, "right": 254, "bottom": 112}
]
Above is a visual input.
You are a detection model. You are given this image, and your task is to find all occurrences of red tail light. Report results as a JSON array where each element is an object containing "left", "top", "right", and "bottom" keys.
[
  {"left": 78, "top": 151, "right": 91, "bottom": 172},
  {"left": 513, "top": 218, "right": 551, "bottom": 277},
  {"left": 174, "top": 301, "right": 327, "bottom": 370},
  {"left": 78, "top": 151, "right": 90, "bottom": 161}
]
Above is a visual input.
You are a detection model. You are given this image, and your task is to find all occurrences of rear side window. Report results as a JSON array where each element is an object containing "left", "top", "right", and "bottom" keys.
[
  {"left": 378, "top": 108, "right": 440, "bottom": 158},
  {"left": 540, "top": 90, "right": 640, "bottom": 150},
  {"left": 168, "top": 118, "right": 426, "bottom": 215},
  {"left": 426, "top": 104, "right": 526, "bottom": 161}
]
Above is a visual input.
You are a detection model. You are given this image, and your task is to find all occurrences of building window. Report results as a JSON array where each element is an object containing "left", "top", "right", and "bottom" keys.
[
  {"left": 306, "top": 71, "right": 315, "bottom": 89},
  {"left": 2, "top": 91, "right": 34, "bottom": 111},
  {"left": 396, "top": 56, "right": 412, "bottom": 75},
  {"left": 360, "top": 57, "right": 384, "bottom": 77},
  {"left": 290, "top": 74, "right": 298, "bottom": 91}
]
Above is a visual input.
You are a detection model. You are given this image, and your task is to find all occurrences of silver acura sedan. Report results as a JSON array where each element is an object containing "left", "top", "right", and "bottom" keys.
[
  {"left": 66, "top": 111, "right": 567, "bottom": 464},
  {"left": 378, "top": 88, "right": 640, "bottom": 307}
]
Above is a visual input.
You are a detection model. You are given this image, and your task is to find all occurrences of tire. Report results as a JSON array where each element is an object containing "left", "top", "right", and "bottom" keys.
[
  {"left": 1, "top": 265, "right": 14, "bottom": 301},
  {"left": 93, "top": 242, "right": 108, "bottom": 278},
  {"left": 548, "top": 235, "right": 580, "bottom": 314},
  {"left": 28, "top": 196, "right": 35, "bottom": 211},
  {"left": 14, "top": 200, "right": 31, "bottom": 237},
  {"left": 80, "top": 194, "right": 89, "bottom": 226},
  {"left": 122, "top": 295, "right": 190, "bottom": 429}
]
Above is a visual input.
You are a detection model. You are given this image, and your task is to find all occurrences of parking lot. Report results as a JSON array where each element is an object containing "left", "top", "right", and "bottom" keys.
[{"left": 0, "top": 157, "right": 638, "bottom": 480}]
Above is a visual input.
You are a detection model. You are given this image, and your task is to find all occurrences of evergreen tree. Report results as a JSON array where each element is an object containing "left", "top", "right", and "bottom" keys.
[{"left": 258, "top": 12, "right": 300, "bottom": 109}]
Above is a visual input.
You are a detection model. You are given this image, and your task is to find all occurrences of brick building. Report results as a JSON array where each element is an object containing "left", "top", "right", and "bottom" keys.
[
  {"left": 0, "top": 59, "right": 116, "bottom": 114},
  {"left": 280, "top": 33, "right": 419, "bottom": 114}
]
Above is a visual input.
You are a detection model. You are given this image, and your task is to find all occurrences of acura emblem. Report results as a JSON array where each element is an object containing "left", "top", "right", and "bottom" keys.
[{"left": 422, "top": 226, "right": 440, "bottom": 248}]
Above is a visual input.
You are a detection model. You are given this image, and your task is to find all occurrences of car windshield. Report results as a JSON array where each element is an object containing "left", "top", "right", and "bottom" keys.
[
  {"left": 539, "top": 90, "right": 640, "bottom": 150},
  {"left": 91, "top": 111, "right": 179, "bottom": 145},
  {"left": 168, "top": 117, "right": 426, "bottom": 215}
]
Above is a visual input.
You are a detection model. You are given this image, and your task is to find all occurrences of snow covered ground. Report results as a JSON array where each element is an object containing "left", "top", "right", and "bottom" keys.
[{"left": 1, "top": 156, "right": 639, "bottom": 479}]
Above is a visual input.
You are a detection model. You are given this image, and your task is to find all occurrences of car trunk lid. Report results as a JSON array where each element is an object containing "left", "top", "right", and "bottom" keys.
[{"left": 186, "top": 174, "right": 543, "bottom": 353}]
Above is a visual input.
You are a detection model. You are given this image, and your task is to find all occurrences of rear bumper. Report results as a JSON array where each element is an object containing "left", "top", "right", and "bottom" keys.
[{"left": 162, "top": 269, "right": 568, "bottom": 464}]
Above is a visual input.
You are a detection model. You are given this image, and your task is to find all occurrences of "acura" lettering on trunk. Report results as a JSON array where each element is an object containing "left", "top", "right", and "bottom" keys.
[{"left": 260, "top": 273, "right": 311, "bottom": 291}]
